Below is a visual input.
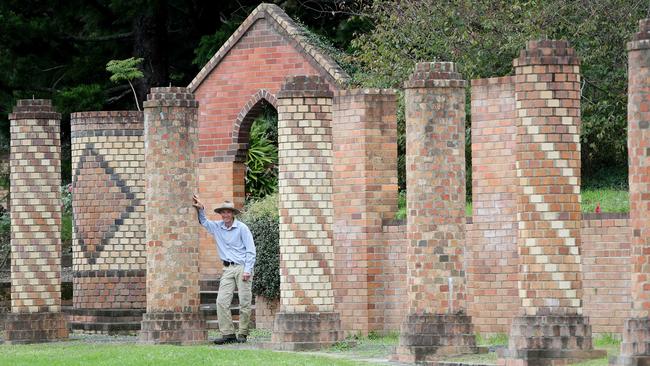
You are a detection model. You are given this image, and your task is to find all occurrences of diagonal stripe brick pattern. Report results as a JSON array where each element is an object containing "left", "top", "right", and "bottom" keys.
[
  {"left": 611, "top": 19, "right": 650, "bottom": 366},
  {"left": 139, "top": 87, "right": 206, "bottom": 345},
  {"left": 271, "top": 75, "right": 342, "bottom": 350},
  {"left": 393, "top": 62, "right": 477, "bottom": 363},
  {"left": 4, "top": 99, "right": 68, "bottom": 344},
  {"left": 499, "top": 40, "right": 605, "bottom": 366},
  {"left": 70, "top": 111, "right": 146, "bottom": 334}
]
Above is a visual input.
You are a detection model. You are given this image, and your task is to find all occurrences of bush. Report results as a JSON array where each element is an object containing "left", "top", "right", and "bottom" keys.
[{"left": 240, "top": 194, "right": 279, "bottom": 300}]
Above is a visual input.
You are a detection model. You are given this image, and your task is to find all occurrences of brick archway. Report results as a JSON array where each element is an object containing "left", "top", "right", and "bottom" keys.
[
  {"left": 189, "top": 4, "right": 348, "bottom": 278},
  {"left": 232, "top": 89, "right": 278, "bottom": 163}
]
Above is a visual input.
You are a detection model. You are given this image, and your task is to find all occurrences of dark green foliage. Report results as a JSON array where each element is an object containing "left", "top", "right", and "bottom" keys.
[
  {"left": 349, "top": 0, "right": 645, "bottom": 188},
  {"left": 245, "top": 110, "right": 278, "bottom": 200},
  {"left": 241, "top": 194, "right": 279, "bottom": 300},
  {"left": 193, "top": 19, "right": 242, "bottom": 68}
]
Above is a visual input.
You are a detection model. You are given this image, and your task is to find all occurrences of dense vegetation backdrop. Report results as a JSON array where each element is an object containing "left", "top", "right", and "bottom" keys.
[{"left": 0, "top": 0, "right": 644, "bottom": 192}]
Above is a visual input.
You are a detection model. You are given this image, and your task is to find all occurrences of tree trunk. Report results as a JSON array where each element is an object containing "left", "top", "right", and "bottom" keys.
[{"left": 133, "top": 0, "right": 169, "bottom": 104}]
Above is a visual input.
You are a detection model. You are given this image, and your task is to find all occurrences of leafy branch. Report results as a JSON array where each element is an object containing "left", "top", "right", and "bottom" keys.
[{"left": 106, "top": 57, "right": 144, "bottom": 111}]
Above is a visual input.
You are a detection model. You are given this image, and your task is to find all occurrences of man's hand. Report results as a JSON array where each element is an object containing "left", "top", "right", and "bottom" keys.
[
  {"left": 243, "top": 272, "right": 251, "bottom": 282},
  {"left": 192, "top": 194, "right": 204, "bottom": 210}
]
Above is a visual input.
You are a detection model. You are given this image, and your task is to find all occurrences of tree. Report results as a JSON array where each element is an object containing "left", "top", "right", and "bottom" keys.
[
  {"left": 349, "top": 0, "right": 646, "bottom": 187},
  {"left": 106, "top": 58, "right": 145, "bottom": 111}
]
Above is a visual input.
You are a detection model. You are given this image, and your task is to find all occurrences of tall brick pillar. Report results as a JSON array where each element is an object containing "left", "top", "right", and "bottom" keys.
[
  {"left": 139, "top": 87, "right": 206, "bottom": 345},
  {"left": 70, "top": 111, "right": 146, "bottom": 334},
  {"left": 332, "top": 89, "right": 399, "bottom": 335},
  {"left": 393, "top": 62, "right": 477, "bottom": 363},
  {"left": 271, "top": 75, "right": 342, "bottom": 350},
  {"left": 4, "top": 99, "right": 68, "bottom": 344},
  {"left": 611, "top": 19, "right": 650, "bottom": 366},
  {"left": 499, "top": 40, "right": 604, "bottom": 366},
  {"left": 468, "top": 76, "right": 519, "bottom": 333}
]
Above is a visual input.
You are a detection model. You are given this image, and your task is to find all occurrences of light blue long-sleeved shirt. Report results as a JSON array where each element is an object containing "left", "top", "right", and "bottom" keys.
[{"left": 198, "top": 209, "right": 256, "bottom": 273}]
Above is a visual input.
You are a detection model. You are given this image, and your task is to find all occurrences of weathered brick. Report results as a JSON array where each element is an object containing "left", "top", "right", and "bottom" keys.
[{"left": 139, "top": 87, "right": 206, "bottom": 344}]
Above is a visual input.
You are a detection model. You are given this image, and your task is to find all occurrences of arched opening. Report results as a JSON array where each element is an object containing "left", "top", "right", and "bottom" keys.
[
  {"left": 242, "top": 102, "right": 278, "bottom": 200},
  {"left": 233, "top": 95, "right": 281, "bottom": 328},
  {"left": 230, "top": 89, "right": 279, "bottom": 201}
]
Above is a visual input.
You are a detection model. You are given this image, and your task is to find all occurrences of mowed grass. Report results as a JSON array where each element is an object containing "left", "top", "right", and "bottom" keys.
[
  {"left": 395, "top": 188, "right": 629, "bottom": 220},
  {"left": 0, "top": 341, "right": 375, "bottom": 366}
]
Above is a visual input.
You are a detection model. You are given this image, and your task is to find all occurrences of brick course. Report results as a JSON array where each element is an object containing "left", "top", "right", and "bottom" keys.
[
  {"left": 139, "top": 87, "right": 206, "bottom": 344},
  {"left": 5, "top": 99, "right": 68, "bottom": 343}
]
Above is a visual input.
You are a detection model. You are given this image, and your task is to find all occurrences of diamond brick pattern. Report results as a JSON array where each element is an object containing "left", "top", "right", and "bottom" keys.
[{"left": 70, "top": 111, "right": 146, "bottom": 333}]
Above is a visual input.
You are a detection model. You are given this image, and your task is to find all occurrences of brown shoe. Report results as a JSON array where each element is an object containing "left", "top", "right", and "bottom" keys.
[{"left": 213, "top": 334, "right": 237, "bottom": 345}]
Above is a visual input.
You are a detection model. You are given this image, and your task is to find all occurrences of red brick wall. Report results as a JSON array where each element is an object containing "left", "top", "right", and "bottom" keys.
[
  {"left": 627, "top": 19, "right": 650, "bottom": 319},
  {"left": 372, "top": 222, "right": 408, "bottom": 333},
  {"left": 468, "top": 76, "right": 519, "bottom": 334},
  {"left": 332, "top": 89, "right": 399, "bottom": 336},
  {"left": 193, "top": 15, "right": 340, "bottom": 279},
  {"left": 373, "top": 216, "right": 631, "bottom": 335},
  {"left": 581, "top": 213, "right": 631, "bottom": 334}
]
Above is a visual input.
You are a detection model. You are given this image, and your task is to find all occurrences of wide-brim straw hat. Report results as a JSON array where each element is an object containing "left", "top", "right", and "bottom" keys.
[{"left": 213, "top": 200, "right": 241, "bottom": 215}]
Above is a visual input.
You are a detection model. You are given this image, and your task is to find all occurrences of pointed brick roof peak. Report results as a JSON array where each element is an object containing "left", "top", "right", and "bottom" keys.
[{"left": 188, "top": 3, "right": 350, "bottom": 92}]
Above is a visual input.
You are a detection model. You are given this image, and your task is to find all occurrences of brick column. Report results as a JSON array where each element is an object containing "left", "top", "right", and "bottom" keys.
[
  {"left": 499, "top": 40, "right": 604, "bottom": 366},
  {"left": 393, "top": 62, "right": 477, "bottom": 363},
  {"left": 139, "top": 87, "right": 206, "bottom": 344},
  {"left": 331, "top": 89, "right": 399, "bottom": 335},
  {"left": 611, "top": 19, "right": 650, "bottom": 366},
  {"left": 468, "top": 76, "right": 519, "bottom": 333},
  {"left": 271, "top": 75, "right": 342, "bottom": 350},
  {"left": 69, "top": 111, "right": 146, "bottom": 334},
  {"left": 4, "top": 99, "right": 68, "bottom": 344}
]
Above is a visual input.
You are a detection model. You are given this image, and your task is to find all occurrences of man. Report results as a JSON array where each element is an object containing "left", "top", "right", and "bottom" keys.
[{"left": 192, "top": 195, "right": 256, "bottom": 344}]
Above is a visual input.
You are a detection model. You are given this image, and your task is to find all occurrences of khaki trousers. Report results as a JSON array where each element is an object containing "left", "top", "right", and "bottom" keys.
[{"left": 217, "top": 264, "right": 252, "bottom": 336}]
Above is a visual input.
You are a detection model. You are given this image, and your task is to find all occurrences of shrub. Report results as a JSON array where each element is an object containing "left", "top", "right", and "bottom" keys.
[{"left": 240, "top": 194, "right": 279, "bottom": 300}]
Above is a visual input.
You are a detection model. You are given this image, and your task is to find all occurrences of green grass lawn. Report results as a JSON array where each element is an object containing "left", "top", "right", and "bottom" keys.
[
  {"left": 395, "top": 188, "right": 629, "bottom": 220},
  {"left": 0, "top": 341, "right": 377, "bottom": 366}
]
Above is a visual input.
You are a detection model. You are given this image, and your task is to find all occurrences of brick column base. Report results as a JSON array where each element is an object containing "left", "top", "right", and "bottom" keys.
[
  {"left": 271, "top": 312, "right": 342, "bottom": 351},
  {"left": 609, "top": 317, "right": 650, "bottom": 366},
  {"left": 498, "top": 315, "right": 606, "bottom": 366},
  {"left": 139, "top": 313, "right": 207, "bottom": 345},
  {"left": 67, "top": 308, "right": 145, "bottom": 334},
  {"left": 392, "top": 313, "right": 477, "bottom": 363},
  {"left": 4, "top": 312, "right": 68, "bottom": 344}
]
